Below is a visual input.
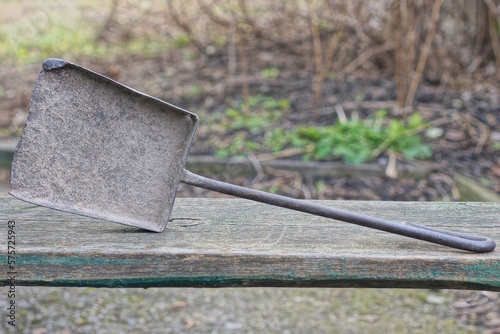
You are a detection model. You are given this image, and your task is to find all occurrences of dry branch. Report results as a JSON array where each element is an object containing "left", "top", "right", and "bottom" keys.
[
  {"left": 488, "top": 7, "right": 500, "bottom": 81},
  {"left": 404, "top": 0, "right": 444, "bottom": 108},
  {"left": 393, "top": 0, "right": 407, "bottom": 109},
  {"left": 166, "top": 0, "right": 205, "bottom": 52},
  {"left": 339, "top": 42, "right": 394, "bottom": 79},
  {"left": 95, "top": 0, "right": 120, "bottom": 42},
  {"left": 484, "top": 0, "right": 500, "bottom": 17},
  {"left": 308, "top": 0, "right": 324, "bottom": 109}
]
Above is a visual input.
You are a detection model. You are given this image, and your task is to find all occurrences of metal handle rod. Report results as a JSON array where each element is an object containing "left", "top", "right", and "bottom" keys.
[{"left": 181, "top": 169, "right": 496, "bottom": 253}]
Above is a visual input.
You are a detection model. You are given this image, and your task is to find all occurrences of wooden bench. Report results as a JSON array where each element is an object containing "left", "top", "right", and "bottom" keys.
[{"left": 1, "top": 196, "right": 499, "bottom": 291}]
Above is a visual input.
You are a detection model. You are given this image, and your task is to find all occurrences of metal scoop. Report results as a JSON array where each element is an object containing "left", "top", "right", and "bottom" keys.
[{"left": 10, "top": 59, "right": 496, "bottom": 253}]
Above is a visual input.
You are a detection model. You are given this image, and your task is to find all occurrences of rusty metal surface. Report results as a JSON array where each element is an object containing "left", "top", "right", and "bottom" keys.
[{"left": 10, "top": 59, "right": 198, "bottom": 232}]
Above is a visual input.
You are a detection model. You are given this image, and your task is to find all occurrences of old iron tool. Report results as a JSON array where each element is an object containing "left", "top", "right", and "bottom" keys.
[{"left": 10, "top": 59, "right": 496, "bottom": 253}]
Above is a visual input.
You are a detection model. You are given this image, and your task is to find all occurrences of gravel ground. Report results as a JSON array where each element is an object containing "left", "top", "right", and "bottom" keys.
[{"left": 0, "top": 286, "right": 489, "bottom": 333}]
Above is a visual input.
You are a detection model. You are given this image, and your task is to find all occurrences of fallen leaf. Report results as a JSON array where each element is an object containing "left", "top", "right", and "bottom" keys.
[
  {"left": 172, "top": 300, "right": 188, "bottom": 309},
  {"left": 32, "top": 328, "right": 47, "bottom": 334},
  {"left": 491, "top": 165, "right": 500, "bottom": 177},
  {"left": 185, "top": 320, "right": 195, "bottom": 330}
]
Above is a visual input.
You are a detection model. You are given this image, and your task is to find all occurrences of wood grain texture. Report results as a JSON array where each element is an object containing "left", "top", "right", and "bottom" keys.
[{"left": 0, "top": 196, "right": 499, "bottom": 290}]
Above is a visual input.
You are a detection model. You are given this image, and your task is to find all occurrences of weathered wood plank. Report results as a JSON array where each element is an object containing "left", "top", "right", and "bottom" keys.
[{"left": 0, "top": 196, "right": 499, "bottom": 290}]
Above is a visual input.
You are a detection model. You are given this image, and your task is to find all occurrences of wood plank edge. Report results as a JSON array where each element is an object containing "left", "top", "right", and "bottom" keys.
[
  {"left": 2, "top": 277, "right": 500, "bottom": 291},
  {"left": 1, "top": 253, "right": 499, "bottom": 291}
]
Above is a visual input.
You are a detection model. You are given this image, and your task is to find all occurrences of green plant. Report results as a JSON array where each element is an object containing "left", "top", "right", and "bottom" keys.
[
  {"left": 261, "top": 66, "right": 280, "bottom": 78},
  {"left": 214, "top": 103, "right": 431, "bottom": 165},
  {"left": 264, "top": 110, "right": 432, "bottom": 164},
  {"left": 263, "top": 128, "right": 294, "bottom": 152},
  {"left": 287, "top": 120, "right": 384, "bottom": 164},
  {"left": 172, "top": 34, "right": 192, "bottom": 48},
  {"left": 214, "top": 95, "right": 290, "bottom": 157},
  {"left": 371, "top": 112, "right": 431, "bottom": 159},
  {"left": 223, "top": 95, "right": 290, "bottom": 134},
  {"left": 187, "top": 84, "right": 203, "bottom": 97},
  {"left": 215, "top": 133, "right": 261, "bottom": 158}
]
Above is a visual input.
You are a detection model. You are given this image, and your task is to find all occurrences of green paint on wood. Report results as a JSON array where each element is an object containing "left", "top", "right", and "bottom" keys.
[
  {"left": 459, "top": 261, "right": 500, "bottom": 283},
  {"left": 16, "top": 254, "right": 149, "bottom": 266}
]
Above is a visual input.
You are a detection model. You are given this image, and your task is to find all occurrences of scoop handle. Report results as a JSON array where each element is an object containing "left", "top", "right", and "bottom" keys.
[{"left": 180, "top": 169, "right": 496, "bottom": 253}]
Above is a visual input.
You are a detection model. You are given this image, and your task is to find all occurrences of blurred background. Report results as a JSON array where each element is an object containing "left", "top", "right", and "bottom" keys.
[{"left": 1, "top": 0, "right": 500, "bottom": 333}]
